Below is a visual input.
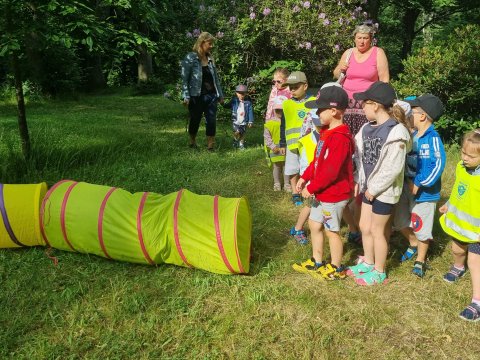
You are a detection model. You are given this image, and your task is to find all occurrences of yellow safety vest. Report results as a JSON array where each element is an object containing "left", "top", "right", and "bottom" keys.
[
  {"left": 264, "top": 120, "right": 285, "bottom": 167},
  {"left": 298, "top": 131, "right": 318, "bottom": 166},
  {"left": 283, "top": 96, "right": 316, "bottom": 150},
  {"left": 440, "top": 161, "right": 480, "bottom": 243}
]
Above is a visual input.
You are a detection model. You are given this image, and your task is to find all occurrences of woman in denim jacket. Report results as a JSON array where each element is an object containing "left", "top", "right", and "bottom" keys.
[{"left": 181, "top": 32, "right": 224, "bottom": 151}]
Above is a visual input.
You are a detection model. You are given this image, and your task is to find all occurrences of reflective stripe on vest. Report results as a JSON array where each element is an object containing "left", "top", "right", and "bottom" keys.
[{"left": 440, "top": 162, "right": 480, "bottom": 243}]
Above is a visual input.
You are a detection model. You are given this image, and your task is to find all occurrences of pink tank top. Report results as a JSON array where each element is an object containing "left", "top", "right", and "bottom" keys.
[{"left": 343, "top": 46, "right": 378, "bottom": 99}]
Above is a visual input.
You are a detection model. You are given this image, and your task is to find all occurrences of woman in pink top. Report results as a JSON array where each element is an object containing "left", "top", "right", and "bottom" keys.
[{"left": 333, "top": 24, "right": 389, "bottom": 136}]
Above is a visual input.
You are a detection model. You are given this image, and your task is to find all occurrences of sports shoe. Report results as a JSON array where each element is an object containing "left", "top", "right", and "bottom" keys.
[
  {"left": 292, "top": 257, "right": 323, "bottom": 274},
  {"left": 238, "top": 141, "right": 245, "bottom": 150},
  {"left": 443, "top": 265, "right": 466, "bottom": 283},
  {"left": 311, "top": 263, "right": 347, "bottom": 281},
  {"left": 459, "top": 302, "right": 480, "bottom": 322},
  {"left": 292, "top": 194, "right": 303, "bottom": 206},
  {"left": 347, "top": 231, "right": 362, "bottom": 245},
  {"left": 355, "top": 269, "right": 388, "bottom": 286},
  {"left": 412, "top": 261, "right": 427, "bottom": 278},
  {"left": 400, "top": 246, "right": 418, "bottom": 262},
  {"left": 345, "top": 259, "right": 374, "bottom": 277},
  {"left": 289, "top": 226, "right": 308, "bottom": 245},
  {"left": 284, "top": 184, "right": 292, "bottom": 193},
  {"left": 273, "top": 183, "right": 281, "bottom": 191}
]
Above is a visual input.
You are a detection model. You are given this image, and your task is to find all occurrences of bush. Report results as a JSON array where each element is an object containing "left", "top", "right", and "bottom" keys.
[{"left": 393, "top": 24, "right": 480, "bottom": 143}]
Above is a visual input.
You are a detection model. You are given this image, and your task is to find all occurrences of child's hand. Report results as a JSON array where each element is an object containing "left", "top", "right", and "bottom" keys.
[
  {"left": 301, "top": 188, "right": 311, "bottom": 199},
  {"left": 439, "top": 204, "right": 448, "bottom": 214},
  {"left": 247, "top": 123, "right": 253, "bottom": 128},
  {"left": 183, "top": 98, "right": 190, "bottom": 106},
  {"left": 296, "top": 178, "right": 305, "bottom": 192},
  {"left": 354, "top": 183, "right": 359, "bottom": 197},
  {"left": 272, "top": 146, "right": 280, "bottom": 154},
  {"left": 365, "top": 190, "right": 374, "bottom": 202},
  {"left": 279, "top": 147, "right": 286, "bottom": 155}
]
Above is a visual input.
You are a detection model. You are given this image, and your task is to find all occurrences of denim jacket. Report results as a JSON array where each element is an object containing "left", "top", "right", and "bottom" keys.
[
  {"left": 223, "top": 96, "right": 254, "bottom": 125},
  {"left": 181, "top": 52, "right": 224, "bottom": 100}
]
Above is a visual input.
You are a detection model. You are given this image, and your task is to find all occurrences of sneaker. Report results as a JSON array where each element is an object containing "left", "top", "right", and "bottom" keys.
[
  {"left": 459, "top": 302, "right": 480, "bottom": 322},
  {"left": 238, "top": 141, "right": 245, "bottom": 150},
  {"left": 273, "top": 183, "right": 281, "bottom": 191},
  {"left": 355, "top": 269, "right": 388, "bottom": 286},
  {"left": 311, "top": 263, "right": 347, "bottom": 281},
  {"left": 284, "top": 184, "right": 292, "bottom": 193},
  {"left": 443, "top": 265, "right": 466, "bottom": 283},
  {"left": 289, "top": 227, "right": 308, "bottom": 245},
  {"left": 292, "top": 257, "right": 323, "bottom": 274},
  {"left": 347, "top": 231, "right": 362, "bottom": 245},
  {"left": 346, "top": 259, "right": 374, "bottom": 278},
  {"left": 400, "top": 246, "right": 418, "bottom": 262},
  {"left": 412, "top": 261, "right": 427, "bottom": 278},
  {"left": 292, "top": 194, "right": 303, "bottom": 206}
]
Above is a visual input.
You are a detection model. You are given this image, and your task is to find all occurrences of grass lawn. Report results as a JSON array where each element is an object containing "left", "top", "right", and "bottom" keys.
[{"left": 0, "top": 90, "right": 478, "bottom": 359}]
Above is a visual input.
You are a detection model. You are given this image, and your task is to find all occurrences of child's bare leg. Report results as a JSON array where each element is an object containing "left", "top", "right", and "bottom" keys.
[
  {"left": 400, "top": 227, "right": 418, "bottom": 248},
  {"left": 272, "top": 163, "right": 282, "bottom": 186},
  {"left": 290, "top": 174, "right": 299, "bottom": 194},
  {"left": 451, "top": 241, "right": 467, "bottom": 268},
  {"left": 309, "top": 219, "right": 324, "bottom": 263},
  {"left": 343, "top": 205, "right": 358, "bottom": 233},
  {"left": 370, "top": 212, "right": 392, "bottom": 273},
  {"left": 468, "top": 252, "right": 480, "bottom": 300},
  {"left": 359, "top": 202, "right": 374, "bottom": 264},
  {"left": 294, "top": 206, "right": 311, "bottom": 231},
  {"left": 416, "top": 239, "right": 430, "bottom": 263},
  {"left": 326, "top": 229, "right": 343, "bottom": 267}
]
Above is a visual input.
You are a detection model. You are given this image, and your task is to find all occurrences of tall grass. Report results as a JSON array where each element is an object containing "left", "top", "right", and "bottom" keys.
[{"left": 0, "top": 91, "right": 478, "bottom": 359}]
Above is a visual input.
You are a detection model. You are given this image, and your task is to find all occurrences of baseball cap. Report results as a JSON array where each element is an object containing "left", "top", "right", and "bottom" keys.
[
  {"left": 305, "top": 86, "right": 348, "bottom": 110},
  {"left": 235, "top": 84, "right": 248, "bottom": 93},
  {"left": 405, "top": 93, "right": 444, "bottom": 121},
  {"left": 281, "top": 71, "right": 308, "bottom": 87},
  {"left": 353, "top": 81, "right": 396, "bottom": 107}
]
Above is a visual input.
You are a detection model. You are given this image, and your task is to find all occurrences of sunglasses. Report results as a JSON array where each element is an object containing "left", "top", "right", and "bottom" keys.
[{"left": 272, "top": 80, "right": 283, "bottom": 85}]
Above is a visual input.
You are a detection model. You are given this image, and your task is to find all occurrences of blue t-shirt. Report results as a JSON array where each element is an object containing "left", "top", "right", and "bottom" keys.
[{"left": 361, "top": 118, "right": 397, "bottom": 191}]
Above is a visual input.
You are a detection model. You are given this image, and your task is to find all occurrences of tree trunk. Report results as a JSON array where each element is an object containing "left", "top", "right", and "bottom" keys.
[
  {"left": 399, "top": 7, "right": 421, "bottom": 72},
  {"left": 137, "top": 44, "right": 153, "bottom": 83},
  {"left": 368, "top": 0, "right": 381, "bottom": 22},
  {"left": 12, "top": 54, "right": 31, "bottom": 159}
]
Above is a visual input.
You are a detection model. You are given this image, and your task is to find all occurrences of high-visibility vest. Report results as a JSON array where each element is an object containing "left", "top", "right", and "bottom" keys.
[
  {"left": 298, "top": 131, "right": 318, "bottom": 166},
  {"left": 264, "top": 120, "right": 285, "bottom": 167},
  {"left": 283, "top": 96, "right": 316, "bottom": 150},
  {"left": 440, "top": 161, "right": 480, "bottom": 243}
]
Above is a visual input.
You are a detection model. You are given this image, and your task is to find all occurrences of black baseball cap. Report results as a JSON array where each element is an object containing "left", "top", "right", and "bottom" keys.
[
  {"left": 405, "top": 93, "right": 444, "bottom": 121},
  {"left": 353, "top": 81, "right": 396, "bottom": 107},
  {"left": 305, "top": 86, "right": 348, "bottom": 110}
]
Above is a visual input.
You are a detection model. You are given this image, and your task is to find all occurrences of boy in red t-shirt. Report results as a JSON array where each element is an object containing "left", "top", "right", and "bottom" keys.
[{"left": 292, "top": 86, "right": 354, "bottom": 280}]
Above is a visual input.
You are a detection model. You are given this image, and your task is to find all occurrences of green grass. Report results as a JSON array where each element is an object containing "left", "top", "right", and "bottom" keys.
[{"left": 1, "top": 91, "right": 479, "bottom": 359}]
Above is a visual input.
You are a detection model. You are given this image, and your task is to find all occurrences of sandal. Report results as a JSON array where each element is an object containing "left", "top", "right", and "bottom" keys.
[{"left": 459, "top": 302, "right": 480, "bottom": 322}]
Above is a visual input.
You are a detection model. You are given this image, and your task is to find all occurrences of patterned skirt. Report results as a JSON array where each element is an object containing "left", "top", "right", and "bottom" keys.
[{"left": 344, "top": 99, "right": 368, "bottom": 137}]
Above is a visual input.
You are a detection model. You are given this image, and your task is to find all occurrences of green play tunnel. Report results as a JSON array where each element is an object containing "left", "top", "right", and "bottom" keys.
[{"left": 1, "top": 180, "right": 252, "bottom": 275}]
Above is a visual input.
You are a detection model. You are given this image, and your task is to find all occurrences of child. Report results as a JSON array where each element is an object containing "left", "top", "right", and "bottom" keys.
[
  {"left": 292, "top": 86, "right": 354, "bottom": 279},
  {"left": 280, "top": 71, "right": 316, "bottom": 206},
  {"left": 289, "top": 83, "right": 342, "bottom": 245},
  {"left": 439, "top": 129, "right": 480, "bottom": 321},
  {"left": 346, "top": 81, "right": 411, "bottom": 286},
  {"left": 395, "top": 94, "right": 446, "bottom": 277},
  {"left": 223, "top": 84, "right": 254, "bottom": 149},
  {"left": 264, "top": 96, "right": 289, "bottom": 191},
  {"left": 265, "top": 68, "right": 292, "bottom": 121}
]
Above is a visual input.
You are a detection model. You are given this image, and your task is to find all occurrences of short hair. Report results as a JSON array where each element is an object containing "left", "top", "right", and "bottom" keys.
[
  {"left": 193, "top": 32, "right": 215, "bottom": 53},
  {"left": 416, "top": 107, "right": 433, "bottom": 122},
  {"left": 353, "top": 24, "right": 374, "bottom": 38},
  {"left": 462, "top": 129, "right": 480, "bottom": 154}
]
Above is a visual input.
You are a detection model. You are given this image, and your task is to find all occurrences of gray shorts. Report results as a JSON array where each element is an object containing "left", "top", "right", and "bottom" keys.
[
  {"left": 284, "top": 148, "right": 300, "bottom": 176},
  {"left": 394, "top": 188, "right": 436, "bottom": 241},
  {"left": 309, "top": 200, "right": 348, "bottom": 232}
]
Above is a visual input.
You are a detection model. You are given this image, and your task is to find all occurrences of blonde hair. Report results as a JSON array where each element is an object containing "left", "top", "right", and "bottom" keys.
[
  {"left": 386, "top": 103, "right": 411, "bottom": 135},
  {"left": 462, "top": 130, "right": 480, "bottom": 154},
  {"left": 353, "top": 24, "right": 374, "bottom": 38},
  {"left": 274, "top": 67, "right": 289, "bottom": 79},
  {"left": 193, "top": 32, "right": 215, "bottom": 55}
]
